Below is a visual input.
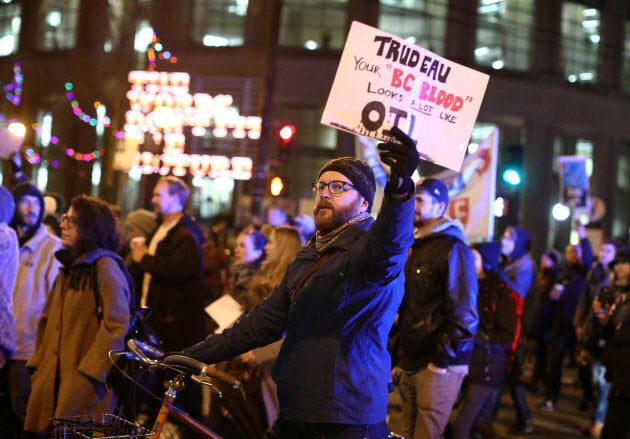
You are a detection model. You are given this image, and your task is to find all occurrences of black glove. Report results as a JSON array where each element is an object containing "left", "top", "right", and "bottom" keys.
[
  {"left": 9, "top": 152, "right": 22, "bottom": 174},
  {"left": 377, "top": 126, "right": 420, "bottom": 194}
]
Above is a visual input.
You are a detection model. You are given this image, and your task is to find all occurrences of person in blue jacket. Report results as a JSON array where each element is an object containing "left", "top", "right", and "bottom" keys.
[{"left": 180, "top": 127, "right": 419, "bottom": 439}]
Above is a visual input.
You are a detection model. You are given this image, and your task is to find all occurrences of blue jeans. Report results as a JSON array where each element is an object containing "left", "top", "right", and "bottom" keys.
[
  {"left": 592, "top": 360, "right": 610, "bottom": 424},
  {"left": 398, "top": 366, "right": 466, "bottom": 439},
  {"left": 451, "top": 384, "right": 498, "bottom": 439}
]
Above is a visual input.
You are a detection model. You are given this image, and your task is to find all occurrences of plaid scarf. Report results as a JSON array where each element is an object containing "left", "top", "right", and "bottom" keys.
[{"left": 314, "top": 211, "right": 370, "bottom": 254}]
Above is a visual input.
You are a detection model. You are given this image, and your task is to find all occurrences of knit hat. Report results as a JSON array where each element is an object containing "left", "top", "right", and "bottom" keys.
[
  {"left": 416, "top": 177, "right": 449, "bottom": 206},
  {"left": 318, "top": 157, "right": 376, "bottom": 212},
  {"left": 543, "top": 248, "right": 562, "bottom": 266},
  {"left": 11, "top": 182, "right": 45, "bottom": 227},
  {"left": 0, "top": 186, "right": 15, "bottom": 224},
  {"left": 473, "top": 241, "right": 501, "bottom": 272},
  {"left": 610, "top": 248, "right": 630, "bottom": 269},
  {"left": 124, "top": 208, "right": 157, "bottom": 238}
]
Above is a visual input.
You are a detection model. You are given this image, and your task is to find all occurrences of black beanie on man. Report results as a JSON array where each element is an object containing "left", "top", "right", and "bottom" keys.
[
  {"left": 318, "top": 157, "right": 376, "bottom": 213},
  {"left": 11, "top": 182, "right": 45, "bottom": 246}
]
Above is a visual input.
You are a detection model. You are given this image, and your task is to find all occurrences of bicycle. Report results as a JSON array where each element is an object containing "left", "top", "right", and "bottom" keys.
[
  {"left": 51, "top": 339, "right": 405, "bottom": 438},
  {"left": 50, "top": 338, "right": 243, "bottom": 439}
]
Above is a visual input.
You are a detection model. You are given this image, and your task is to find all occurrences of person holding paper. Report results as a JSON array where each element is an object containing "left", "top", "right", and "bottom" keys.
[
  {"left": 130, "top": 176, "right": 208, "bottom": 423},
  {"left": 178, "top": 127, "right": 419, "bottom": 439}
]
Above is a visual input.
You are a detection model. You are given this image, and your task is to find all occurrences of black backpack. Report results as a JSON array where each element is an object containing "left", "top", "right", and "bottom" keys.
[{"left": 91, "top": 255, "right": 165, "bottom": 399}]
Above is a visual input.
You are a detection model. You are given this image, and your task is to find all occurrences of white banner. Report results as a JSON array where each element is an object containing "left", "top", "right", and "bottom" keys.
[
  {"left": 322, "top": 21, "right": 490, "bottom": 172},
  {"left": 430, "top": 128, "right": 499, "bottom": 241}
]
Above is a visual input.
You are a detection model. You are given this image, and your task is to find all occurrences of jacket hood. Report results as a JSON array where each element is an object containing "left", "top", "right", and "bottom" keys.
[
  {"left": 414, "top": 215, "right": 464, "bottom": 240},
  {"left": 505, "top": 225, "right": 530, "bottom": 261}
]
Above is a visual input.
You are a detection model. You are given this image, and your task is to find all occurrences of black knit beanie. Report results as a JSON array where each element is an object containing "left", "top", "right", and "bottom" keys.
[
  {"left": 11, "top": 182, "right": 45, "bottom": 243},
  {"left": 318, "top": 157, "right": 376, "bottom": 212}
]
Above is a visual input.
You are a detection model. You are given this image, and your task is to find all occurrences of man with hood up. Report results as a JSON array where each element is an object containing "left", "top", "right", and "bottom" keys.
[
  {"left": 390, "top": 177, "right": 479, "bottom": 439},
  {"left": 492, "top": 225, "right": 535, "bottom": 435},
  {"left": 0, "top": 182, "right": 61, "bottom": 438}
]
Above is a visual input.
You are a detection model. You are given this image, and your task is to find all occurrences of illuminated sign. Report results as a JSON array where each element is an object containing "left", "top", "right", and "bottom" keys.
[
  {"left": 124, "top": 70, "right": 260, "bottom": 179},
  {"left": 135, "top": 152, "right": 252, "bottom": 180}
]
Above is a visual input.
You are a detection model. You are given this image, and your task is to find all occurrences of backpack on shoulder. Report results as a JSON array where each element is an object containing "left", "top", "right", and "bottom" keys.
[{"left": 90, "top": 256, "right": 165, "bottom": 408}]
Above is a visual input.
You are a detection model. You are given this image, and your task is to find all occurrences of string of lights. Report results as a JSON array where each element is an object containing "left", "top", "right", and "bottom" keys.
[
  {"left": 147, "top": 33, "right": 178, "bottom": 71},
  {"left": 4, "top": 34, "right": 177, "bottom": 166},
  {"left": 1, "top": 62, "right": 23, "bottom": 106},
  {"left": 64, "top": 82, "right": 111, "bottom": 127}
]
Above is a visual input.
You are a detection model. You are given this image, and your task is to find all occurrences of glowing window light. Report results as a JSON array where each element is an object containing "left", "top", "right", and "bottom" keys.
[{"left": 493, "top": 197, "right": 505, "bottom": 217}]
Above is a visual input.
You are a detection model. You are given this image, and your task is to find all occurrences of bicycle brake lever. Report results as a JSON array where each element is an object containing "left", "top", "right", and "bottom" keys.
[{"left": 190, "top": 374, "right": 223, "bottom": 398}]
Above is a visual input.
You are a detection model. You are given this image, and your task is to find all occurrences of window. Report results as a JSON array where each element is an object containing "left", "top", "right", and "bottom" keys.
[
  {"left": 0, "top": 0, "right": 21, "bottom": 56},
  {"left": 475, "top": 0, "right": 533, "bottom": 71},
  {"left": 279, "top": 0, "right": 347, "bottom": 50},
  {"left": 561, "top": 1, "right": 600, "bottom": 84},
  {"left": 379, "top": 0, "right": 447, "bottom": 55},
  {"left": 37, "top": 0, "right": 79, "bottom": 51},
  {"left": 189, "top": 0, "right": 248, "bottom": 47}
]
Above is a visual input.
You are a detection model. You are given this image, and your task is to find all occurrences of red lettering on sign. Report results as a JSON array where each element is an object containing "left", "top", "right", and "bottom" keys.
[{"left": 448, "top": 198, "right": 469, "bottom": 228}]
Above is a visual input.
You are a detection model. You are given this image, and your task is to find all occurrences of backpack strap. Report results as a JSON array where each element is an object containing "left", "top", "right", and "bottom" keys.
[
  {"left": 92, "top": 255, "right": 136, "bottom": 323},
  {"left": 92, "top": 265, "right": 104, "bottom": 322}
]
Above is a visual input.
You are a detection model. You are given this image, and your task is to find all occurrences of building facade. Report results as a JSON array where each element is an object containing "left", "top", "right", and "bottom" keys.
[{"left": 0, "top": 0, "right": 629, "bottom": 257}]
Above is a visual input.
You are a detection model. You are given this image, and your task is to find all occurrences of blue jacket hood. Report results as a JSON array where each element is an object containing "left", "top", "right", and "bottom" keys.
[{"left": 506, "top": 225, "right": 530, "bottom": 261}]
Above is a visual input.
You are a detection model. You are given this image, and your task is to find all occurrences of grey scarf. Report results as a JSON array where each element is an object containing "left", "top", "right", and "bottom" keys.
[{"left": 314, "top": 211, "right": 370, "bottom": 253}]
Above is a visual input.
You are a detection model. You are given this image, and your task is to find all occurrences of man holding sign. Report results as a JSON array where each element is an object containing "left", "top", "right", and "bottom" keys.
[
  {"left": 178, "top": 128, "right": 419, "bottom": 439},
  {"left": 322, "top": 21, "right": 489, "bottom": 173}
]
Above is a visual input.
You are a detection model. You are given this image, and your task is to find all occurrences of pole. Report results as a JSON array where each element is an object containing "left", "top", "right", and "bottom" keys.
[{"left": 251, "top": 0, "right": 282, "bottom": 219}]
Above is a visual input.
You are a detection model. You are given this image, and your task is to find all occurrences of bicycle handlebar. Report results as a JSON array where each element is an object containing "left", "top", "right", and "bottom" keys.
[
  {"left": 126, "top": 338, "right": 242, "bottom": 391},
  {"left": 164, "top": 355, "right": 242, "bottom": 389}
]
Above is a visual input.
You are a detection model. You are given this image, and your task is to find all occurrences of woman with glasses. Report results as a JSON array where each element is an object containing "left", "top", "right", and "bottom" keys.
[{"left": 22, "top": 195, "right": 132, "bottom": 438}]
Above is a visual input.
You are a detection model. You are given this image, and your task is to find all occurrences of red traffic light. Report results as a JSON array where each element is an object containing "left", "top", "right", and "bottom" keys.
[{"left": 278, "top": 124, "right": 296, "bottom": 143}]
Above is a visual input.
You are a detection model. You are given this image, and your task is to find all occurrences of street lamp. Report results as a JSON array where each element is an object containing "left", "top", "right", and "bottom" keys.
[{"left": 552, "top": 203, "right": 571, "bottom": 221}]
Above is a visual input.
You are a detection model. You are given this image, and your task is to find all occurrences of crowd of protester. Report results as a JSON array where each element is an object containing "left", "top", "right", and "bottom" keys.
[{"left": 1, "top": 144, "right": 630, "bottom": 439}]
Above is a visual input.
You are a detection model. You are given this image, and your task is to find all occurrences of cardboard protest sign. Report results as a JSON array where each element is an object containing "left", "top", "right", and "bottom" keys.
[{"left": 322, "top": 21, "right": 490, "bottom": 171}]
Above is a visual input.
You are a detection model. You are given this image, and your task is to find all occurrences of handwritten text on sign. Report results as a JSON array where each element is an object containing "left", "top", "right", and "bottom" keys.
[{"left": 322, "top": 21, "right": 490, "bottom": 171}]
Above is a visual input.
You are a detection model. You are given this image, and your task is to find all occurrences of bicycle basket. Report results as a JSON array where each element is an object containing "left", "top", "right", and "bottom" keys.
[{"left": 50, "top": 413, "right": 153, "bottom": 439}]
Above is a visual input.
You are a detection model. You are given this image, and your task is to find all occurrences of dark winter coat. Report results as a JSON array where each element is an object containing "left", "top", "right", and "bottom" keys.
[
  {"left": 599, "top": 288, "right": 630, "bottom": 399},
  {"left": 467, "top": 271, "right": 517, "bottom": 388},
  {"left": 394, "top": 217, "right": 479, "bottom": 371},
  {"left": 553, "top": 238, "right": 593, "bottom": 338},
  {"left": 184, "top": 193, "right": 414, "bottom": 425},
  {"left": 138, "top": 214, "right": 207, "bottom": 351}
]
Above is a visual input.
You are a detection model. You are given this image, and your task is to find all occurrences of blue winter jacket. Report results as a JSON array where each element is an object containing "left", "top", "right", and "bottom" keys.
[{"left": 184, "top": 192, "right": 414, "bottom": 424}]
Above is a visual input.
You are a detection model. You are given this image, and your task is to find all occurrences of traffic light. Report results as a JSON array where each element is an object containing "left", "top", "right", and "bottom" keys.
[
  {"left": 269, "top": 176, "right": 288, "bottom": 197},
  {"left": 502, "top": 144, "right": 523, "bottom": 186},
  {"left": 277, "top": 124, "right": 295, "bottom": 160}
]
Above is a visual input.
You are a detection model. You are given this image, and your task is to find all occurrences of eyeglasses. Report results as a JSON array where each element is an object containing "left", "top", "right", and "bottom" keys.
[
  {"left": 60, "top": 213, "right": 78, "bottom": 227},
  {"left": 311, "top": 180, "right": 358, "bottom": 196}
]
